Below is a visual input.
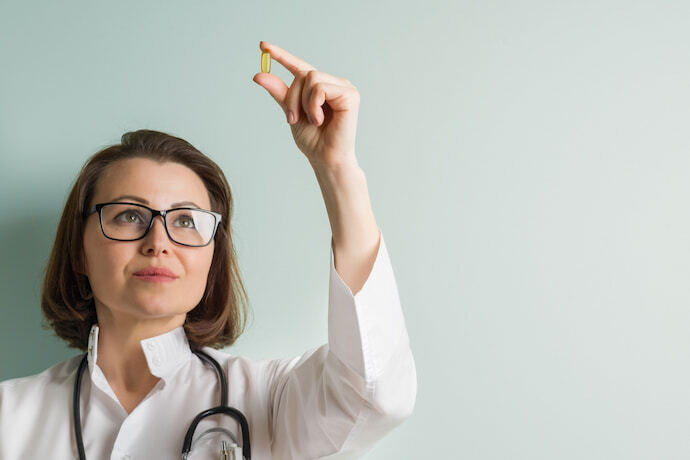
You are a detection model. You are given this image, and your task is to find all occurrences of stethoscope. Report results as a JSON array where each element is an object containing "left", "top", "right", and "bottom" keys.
[{"left": 73, "top": 349, "right": 251, "bottom": 460}]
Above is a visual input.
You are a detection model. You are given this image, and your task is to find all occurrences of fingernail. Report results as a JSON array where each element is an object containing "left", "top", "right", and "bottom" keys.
[{"left": 287, "top": 110, "right": 295, "bottom": 124}]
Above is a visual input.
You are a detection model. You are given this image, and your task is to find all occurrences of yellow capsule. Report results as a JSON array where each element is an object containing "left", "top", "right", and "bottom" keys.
[{"left": 261, "top": 50, "right": 271, "bottom": 73}]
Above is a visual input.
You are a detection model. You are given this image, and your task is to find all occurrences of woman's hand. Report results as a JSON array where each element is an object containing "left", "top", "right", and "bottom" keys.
[{"left": 252, "top": 41, "right": 361, "bottom": 170}]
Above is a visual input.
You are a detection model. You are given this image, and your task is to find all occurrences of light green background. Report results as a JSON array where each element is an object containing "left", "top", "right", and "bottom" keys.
[{"left": 1, "top": 1, "right": 689, "bottom": 458}]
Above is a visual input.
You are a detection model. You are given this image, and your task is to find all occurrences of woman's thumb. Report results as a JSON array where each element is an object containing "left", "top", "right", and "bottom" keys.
[{"left": 253, "top": 73, "right": 288, "bottom": 113}]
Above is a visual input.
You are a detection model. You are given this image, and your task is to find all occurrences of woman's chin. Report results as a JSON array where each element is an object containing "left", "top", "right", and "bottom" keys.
[{"left": 131, "top": 295, "right": 182, "bottom": 317}]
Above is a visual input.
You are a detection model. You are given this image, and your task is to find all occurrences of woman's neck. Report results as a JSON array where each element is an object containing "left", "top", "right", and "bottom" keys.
[{"left": 93, "top": 306, "right": 186, "bottom": 413}]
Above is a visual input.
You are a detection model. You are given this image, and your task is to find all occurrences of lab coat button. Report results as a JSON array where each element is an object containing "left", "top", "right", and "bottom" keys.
[
  {"left": 120, "top": 455, "right": 131, "bottom": 460},
  {"left": 152, "top": 356, "right": 162, "bottom": 366},
  {"left": 146, "top": 342, "right": 156, "bottom": 351}
]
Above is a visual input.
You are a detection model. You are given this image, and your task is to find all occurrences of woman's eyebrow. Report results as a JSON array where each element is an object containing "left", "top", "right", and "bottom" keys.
[{"left": 109, "top": 194, "right": 201, "bottom": 208}]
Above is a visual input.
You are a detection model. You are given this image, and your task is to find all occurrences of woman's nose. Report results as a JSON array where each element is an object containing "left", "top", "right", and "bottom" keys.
[{"left": 144, "top": 216, "right": 171, "bottom": 246}]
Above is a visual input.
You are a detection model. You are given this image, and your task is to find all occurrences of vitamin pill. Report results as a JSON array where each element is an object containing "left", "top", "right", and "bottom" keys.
[{"left": 261, "top": 51, "right": 271, "bottom": 73}]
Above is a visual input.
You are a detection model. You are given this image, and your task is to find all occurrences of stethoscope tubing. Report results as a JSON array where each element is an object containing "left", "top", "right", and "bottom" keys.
[{"left": 72, "top": 348, "right": 251, "bottom": 459}]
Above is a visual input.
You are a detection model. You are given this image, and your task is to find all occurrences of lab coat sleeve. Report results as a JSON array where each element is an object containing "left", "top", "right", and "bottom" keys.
[{"left": 268, "top": 228, "right": 417, "bottom": 459}]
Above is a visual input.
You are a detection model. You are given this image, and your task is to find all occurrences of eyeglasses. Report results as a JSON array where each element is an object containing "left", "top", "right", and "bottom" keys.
[{"left": 85, "top": 202, "right": 222, "bottom": 247}]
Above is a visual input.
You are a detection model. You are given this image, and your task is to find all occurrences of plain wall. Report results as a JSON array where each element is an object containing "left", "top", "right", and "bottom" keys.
[{"left": 1, "top": 0, "right": 689, "bottom": 458}]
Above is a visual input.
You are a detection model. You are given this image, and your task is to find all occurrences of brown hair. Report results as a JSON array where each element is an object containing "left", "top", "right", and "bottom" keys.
[{"left": 40, "top": 129, "right": 250, "bottom": 351}]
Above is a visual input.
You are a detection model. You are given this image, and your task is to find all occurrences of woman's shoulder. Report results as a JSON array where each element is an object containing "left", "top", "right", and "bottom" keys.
[
  {"left": 0, "top": 354, "right": 82, "bottom": 397},
  {"left": 197, "top": 344, "right": 328, "bottom": 378}
]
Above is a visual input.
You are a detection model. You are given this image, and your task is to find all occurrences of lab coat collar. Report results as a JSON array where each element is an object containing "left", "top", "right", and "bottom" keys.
[{"left": 87, "top": 323, "right": 192, "bottom": 381}]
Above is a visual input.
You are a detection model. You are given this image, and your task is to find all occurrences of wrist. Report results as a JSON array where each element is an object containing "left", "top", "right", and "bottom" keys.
[{"left": 311, "top": 159, "right": 364, "bottom": 183}]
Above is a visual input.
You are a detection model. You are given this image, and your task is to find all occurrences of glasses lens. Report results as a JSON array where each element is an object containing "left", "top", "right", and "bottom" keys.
[
  {"left": 166, "top": 209, "right": 217, "bottom": 246},
  {"left": 100, "top": 204, "right": 152, "bottom": 240}
]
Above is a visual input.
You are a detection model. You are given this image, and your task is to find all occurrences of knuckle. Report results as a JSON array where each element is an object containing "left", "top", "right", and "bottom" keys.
[
  {"left": 306, "top": 69, "right": 319, "bottom": 82},
  {"left": 296, "top": 70, "right": 309, "bottom": 81}
]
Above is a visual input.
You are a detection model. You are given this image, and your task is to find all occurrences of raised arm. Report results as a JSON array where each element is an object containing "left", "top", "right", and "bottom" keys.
[{"left": 252, "top": 41, "right": 416, "bottom": 458}]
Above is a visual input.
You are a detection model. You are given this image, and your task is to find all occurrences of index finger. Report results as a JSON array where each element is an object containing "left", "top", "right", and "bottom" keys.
[{"left": 260, "top": 41, "right": 316, "bottom": 76}]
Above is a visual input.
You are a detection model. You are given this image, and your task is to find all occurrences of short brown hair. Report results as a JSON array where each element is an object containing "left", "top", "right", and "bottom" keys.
[{"left": 40, "top": 129, "right": 250, "bottom": 351}]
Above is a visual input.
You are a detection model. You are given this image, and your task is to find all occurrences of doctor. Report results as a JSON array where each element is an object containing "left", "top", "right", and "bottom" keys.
[{"left": 0, "top": 41, "right": 417, "bottom": 459}]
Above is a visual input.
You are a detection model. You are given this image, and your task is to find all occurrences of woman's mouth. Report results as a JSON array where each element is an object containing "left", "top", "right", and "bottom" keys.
[
  {"left": 133, "top": 274, "right": 177, "bottom": 283},
  {"left": 133, "top": 266, "right": 179, "bottom": 283}
]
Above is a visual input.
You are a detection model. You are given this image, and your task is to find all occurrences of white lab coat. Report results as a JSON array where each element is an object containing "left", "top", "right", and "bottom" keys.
[{"left": 0, "top": 229, "right": 417, "bottom": 459}]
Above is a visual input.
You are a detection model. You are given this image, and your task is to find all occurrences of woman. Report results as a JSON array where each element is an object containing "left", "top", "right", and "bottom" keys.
[{"left": 0, "top": 41, "right": 416, "bottom": 459}]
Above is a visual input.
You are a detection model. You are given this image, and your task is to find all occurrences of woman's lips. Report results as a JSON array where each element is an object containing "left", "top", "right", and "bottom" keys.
[
  {"left": 133, "top": 274, "right": 177, "bottom": 283},
  {"left": 133, "top": 266, "right": 178, "bottom": 283}
]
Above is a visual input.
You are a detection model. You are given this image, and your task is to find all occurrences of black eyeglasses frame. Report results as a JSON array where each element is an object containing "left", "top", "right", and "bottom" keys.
[{"left": 84, "top": 201, "right": 222, "bottom": 248}]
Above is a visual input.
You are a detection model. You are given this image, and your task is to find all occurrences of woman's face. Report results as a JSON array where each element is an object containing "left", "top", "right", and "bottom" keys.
[{"left": 82, "top": 157, "right": 215, "bottom": 329}]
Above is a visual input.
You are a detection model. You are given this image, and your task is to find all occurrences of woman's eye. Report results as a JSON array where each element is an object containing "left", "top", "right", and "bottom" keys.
[
  {"left": 175, "top": 216, "right": 196, "bottom": 228},
  {"left": 115, "top": 211, "right": 143, "bottom": 223}
]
